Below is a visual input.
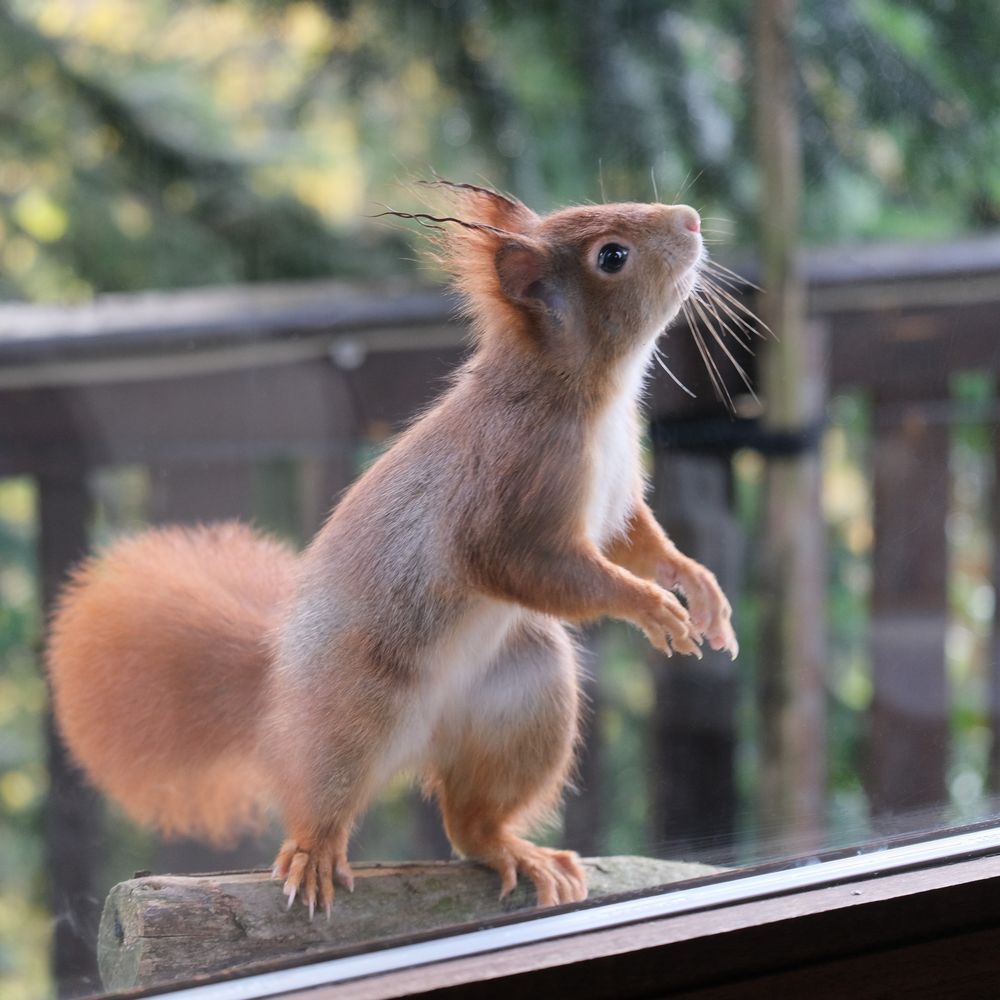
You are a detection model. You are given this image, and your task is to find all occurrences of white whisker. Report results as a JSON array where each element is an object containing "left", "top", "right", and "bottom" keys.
[
  {"left": 702, "top": 258, "right": 762, "bottom": 292},
  {"left": 672, "top": 168, "right": 704, "bottom": 203},
  {"left": 694, "top": 288, "right": 755, "bottom": 352},
  {"left": 672, "top": 168, "right": 693, "bottom": 204},
  {"left": 688, "top": 294, "right": 756, "bottom": 399},
  {"left": 700, "top": 276, "right": 772, "bottom": 336},
  {"left": 697, "top": 279, "right": 761, "bottom": 337},
  {"left": 698, "top": 262, "right": 744, "bottom": 288},
  {"left": 683, "top": 300, "right": 734, "bottom": 412},
  {"left": 653, "top": 346, "right": 696, "bottom": 398}
]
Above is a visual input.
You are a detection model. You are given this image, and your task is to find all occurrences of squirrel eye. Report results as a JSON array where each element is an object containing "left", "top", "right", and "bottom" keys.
[{"left": 597, "top": 243, "right": 629, "bottom": 274}]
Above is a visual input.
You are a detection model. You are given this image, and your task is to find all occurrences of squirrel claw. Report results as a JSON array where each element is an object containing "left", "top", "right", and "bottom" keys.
[
  {"left": 662, "top": 557, "right": 738, "bottom": 662},
  {"left": 484, "top": 839, "right": 587, "bottom": 908},
  {"left": 335, "top": 860, "right": 355, "bottom": 893},
  {"left": 497, "top": 864, "right": 518, "bottom": 901},
  {"left": 273, "top": 840, "right": 351, "bottom": 917},
  {"left": 639, "top": 586, "right": 701, "bottom": 659}
]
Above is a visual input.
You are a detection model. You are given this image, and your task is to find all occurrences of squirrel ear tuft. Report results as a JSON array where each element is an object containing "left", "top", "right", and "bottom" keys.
[
  {"left": 495, "top": 240, "right": 564, "bottom": 316},
  {"left": 422, "top": 178, "right": 537, "bottom": 235}
]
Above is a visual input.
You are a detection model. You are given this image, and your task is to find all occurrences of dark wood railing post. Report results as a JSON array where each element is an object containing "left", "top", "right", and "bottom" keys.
[
  {"left": 562, "top": 634, "right": 606, "bottom": 858},
  {"left": 991, "top": 399, "right": 1000, "bottom": 795},
  {"left": 869, "top": 388, "right": 950, "bottom": 822},
  {"left": 650, "top": 450, "right": 743, "bottom": 858},
  {"left": 38, "top": 463, "right": 103, "bottom": 998}
]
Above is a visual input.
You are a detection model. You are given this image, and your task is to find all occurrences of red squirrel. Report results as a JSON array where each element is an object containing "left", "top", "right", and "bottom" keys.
[{"left": 47, "top": 181, "right": 738, "bottom": 918}]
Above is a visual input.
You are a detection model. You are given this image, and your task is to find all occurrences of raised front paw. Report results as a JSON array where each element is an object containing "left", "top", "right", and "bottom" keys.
[
  {"left": 272, "top": 836, "right": 355, "bottom": 920},
  {"left": 662, "top": 556, "right": 738, "bottom": 659},
  {"left": 636, "top": 586, "right": 703, "bottom": 658}
]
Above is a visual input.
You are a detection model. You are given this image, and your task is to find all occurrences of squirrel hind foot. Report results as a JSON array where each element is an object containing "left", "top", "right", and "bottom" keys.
[
  {"left": 481, "top": 837, "right": 588, "bottom": 907},
  {"left": 273, "top": 837, "right": 354, "bottom": 920}
]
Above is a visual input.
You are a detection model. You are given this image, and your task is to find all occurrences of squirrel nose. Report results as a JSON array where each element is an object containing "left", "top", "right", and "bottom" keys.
[{"left": 674, "top": 205, "right": 701, "bottom": 234}]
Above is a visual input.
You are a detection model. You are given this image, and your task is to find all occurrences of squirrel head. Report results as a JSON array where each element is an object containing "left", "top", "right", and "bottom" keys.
[{"left": 385, "top": 180, "right": 706, "bottom": 384}]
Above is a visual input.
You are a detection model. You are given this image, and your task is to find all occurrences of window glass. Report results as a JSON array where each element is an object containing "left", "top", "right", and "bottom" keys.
[{"left": 2, "top": 1, "right": 999, "bottom": 996}]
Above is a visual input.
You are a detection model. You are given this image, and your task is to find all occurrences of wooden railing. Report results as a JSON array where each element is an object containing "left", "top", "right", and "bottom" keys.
[{"left": 3, "top": 234, "right": 1000, "bottom": 994}]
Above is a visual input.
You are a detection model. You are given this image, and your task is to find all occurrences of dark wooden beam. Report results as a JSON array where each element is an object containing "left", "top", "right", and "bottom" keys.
[
  {"left": 649, "top": 452, "right": 742, "bottom": 859},
  {"left": 827, "top": 301, "right": 1000, "bottom": 389},
  {"left": 868, "top": 384, "right": 950, "bottom": 822},
  {"left": 37, "top": 464, "right": 103, "bottom": 998}
]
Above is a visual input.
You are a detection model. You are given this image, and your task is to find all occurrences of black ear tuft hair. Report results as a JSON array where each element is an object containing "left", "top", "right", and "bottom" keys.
[{"left": 374, "top": 179, "right": 542, "bottom": 341}]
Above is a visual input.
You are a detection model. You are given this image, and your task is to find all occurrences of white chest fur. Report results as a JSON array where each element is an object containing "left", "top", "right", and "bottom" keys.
[
  {"left": 584, "top": 351, "right": 651, "bottom": 547},
  {"left": 373, "top": 597, "right": 519, "bottom": 783}
]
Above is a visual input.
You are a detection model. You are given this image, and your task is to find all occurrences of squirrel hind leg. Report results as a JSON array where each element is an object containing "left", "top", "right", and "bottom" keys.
[{"left": 428, "top": 617, "right": 587, "bottom": 906}]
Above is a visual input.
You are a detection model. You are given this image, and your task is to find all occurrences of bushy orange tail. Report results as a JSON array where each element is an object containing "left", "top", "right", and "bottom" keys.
[{"left": 47, "top": 522, "right": 298, "bottom": 843}]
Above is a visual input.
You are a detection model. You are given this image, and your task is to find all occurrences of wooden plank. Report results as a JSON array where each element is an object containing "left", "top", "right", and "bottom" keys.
[
  {"left": 97, "top": 857, "right": 719, "bottom": 992},
  {"left": 827, "top": 301, "right": 1000, "bottom": 388},
  {"left": 2, "top": 239, "right": 998, "bottom": 369},
  {"left": 147, "top": 460, "right": 257, "bottom": 525},
  {"left": 0, "top": 285, "right": 453, "bottom": 367},
  {"left": 869, "top": 385, "right": 950, "bottom": 820},
  {"left": 0, "top": 357, "right": 415, "bottom": 478},
  {"left": 0, "top": 337, "right": 739, "bottom": 481},
  {"left": 803, "top": 233, "right": 1000, "bottom": 287}
]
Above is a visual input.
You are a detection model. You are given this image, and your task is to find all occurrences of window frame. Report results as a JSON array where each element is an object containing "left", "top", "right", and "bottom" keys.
[{"left": 144, "top": 824, "right": 1000, "bottom": 999}]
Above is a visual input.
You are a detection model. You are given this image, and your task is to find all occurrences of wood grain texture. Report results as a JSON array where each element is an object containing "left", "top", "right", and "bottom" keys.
[{"left": 97, "top": 856, "right": 719, "bottom": 992}]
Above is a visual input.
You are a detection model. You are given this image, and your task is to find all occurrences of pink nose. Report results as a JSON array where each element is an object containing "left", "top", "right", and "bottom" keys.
[{"left": 674, "top": 205, "right": 701, "bottom": 234}]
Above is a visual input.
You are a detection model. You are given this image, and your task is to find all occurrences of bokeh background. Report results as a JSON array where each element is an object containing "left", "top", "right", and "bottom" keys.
[{"left": 2, "top": 0, "right": 1000, "bottom": 996}]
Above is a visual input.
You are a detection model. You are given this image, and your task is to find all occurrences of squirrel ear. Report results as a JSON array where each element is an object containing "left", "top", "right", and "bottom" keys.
[{"left": 495, "top": 240, "right": 564, "bottom": 316}]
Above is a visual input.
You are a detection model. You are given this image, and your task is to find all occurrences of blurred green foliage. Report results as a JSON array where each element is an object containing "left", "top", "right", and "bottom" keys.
[
  {"left": 1, "top": 0, "right": 999, "bottom": 302},
  {"left": 0, "top": 481, "right": 48, "bottom": 1000}
]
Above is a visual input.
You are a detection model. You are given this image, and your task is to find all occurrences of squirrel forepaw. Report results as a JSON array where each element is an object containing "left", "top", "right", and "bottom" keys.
[
  {"left": 637, "top": 587, "right": 702, "bottom": 658},
  {"left": 661, "top": 557, "right": 739, "bottom": 660}
]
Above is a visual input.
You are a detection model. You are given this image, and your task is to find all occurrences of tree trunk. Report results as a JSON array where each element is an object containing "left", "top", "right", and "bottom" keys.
[{"left": 753, "top": 0, "right": 827, "bottom": 849}]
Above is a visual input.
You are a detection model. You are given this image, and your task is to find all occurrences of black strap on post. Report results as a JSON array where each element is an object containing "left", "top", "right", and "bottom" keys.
[{"left": 650, "top": 415, "right": 825, "bottom": 457}]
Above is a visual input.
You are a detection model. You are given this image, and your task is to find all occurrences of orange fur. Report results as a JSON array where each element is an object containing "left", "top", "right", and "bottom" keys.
[
  {"left": 48, "top": 523, "right": 296, "bottom": 841},
  {"left": 47, "top": 184, "right": 737, "bottom": 913}
]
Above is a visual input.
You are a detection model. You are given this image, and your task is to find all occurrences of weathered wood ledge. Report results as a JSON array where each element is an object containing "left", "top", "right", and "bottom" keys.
[{"left": 98, "top": 855, "right": 720, "bottom": 992}]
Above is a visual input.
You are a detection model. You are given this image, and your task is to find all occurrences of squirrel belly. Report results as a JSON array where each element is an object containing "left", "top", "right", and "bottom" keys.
[{"left": 46, "top": 521, "right": 297, "bottom": 843}]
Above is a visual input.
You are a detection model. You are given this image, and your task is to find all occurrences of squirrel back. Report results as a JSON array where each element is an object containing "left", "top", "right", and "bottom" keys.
[{"left": 47, "top": 521, "right": 297, "bottom": 842}]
